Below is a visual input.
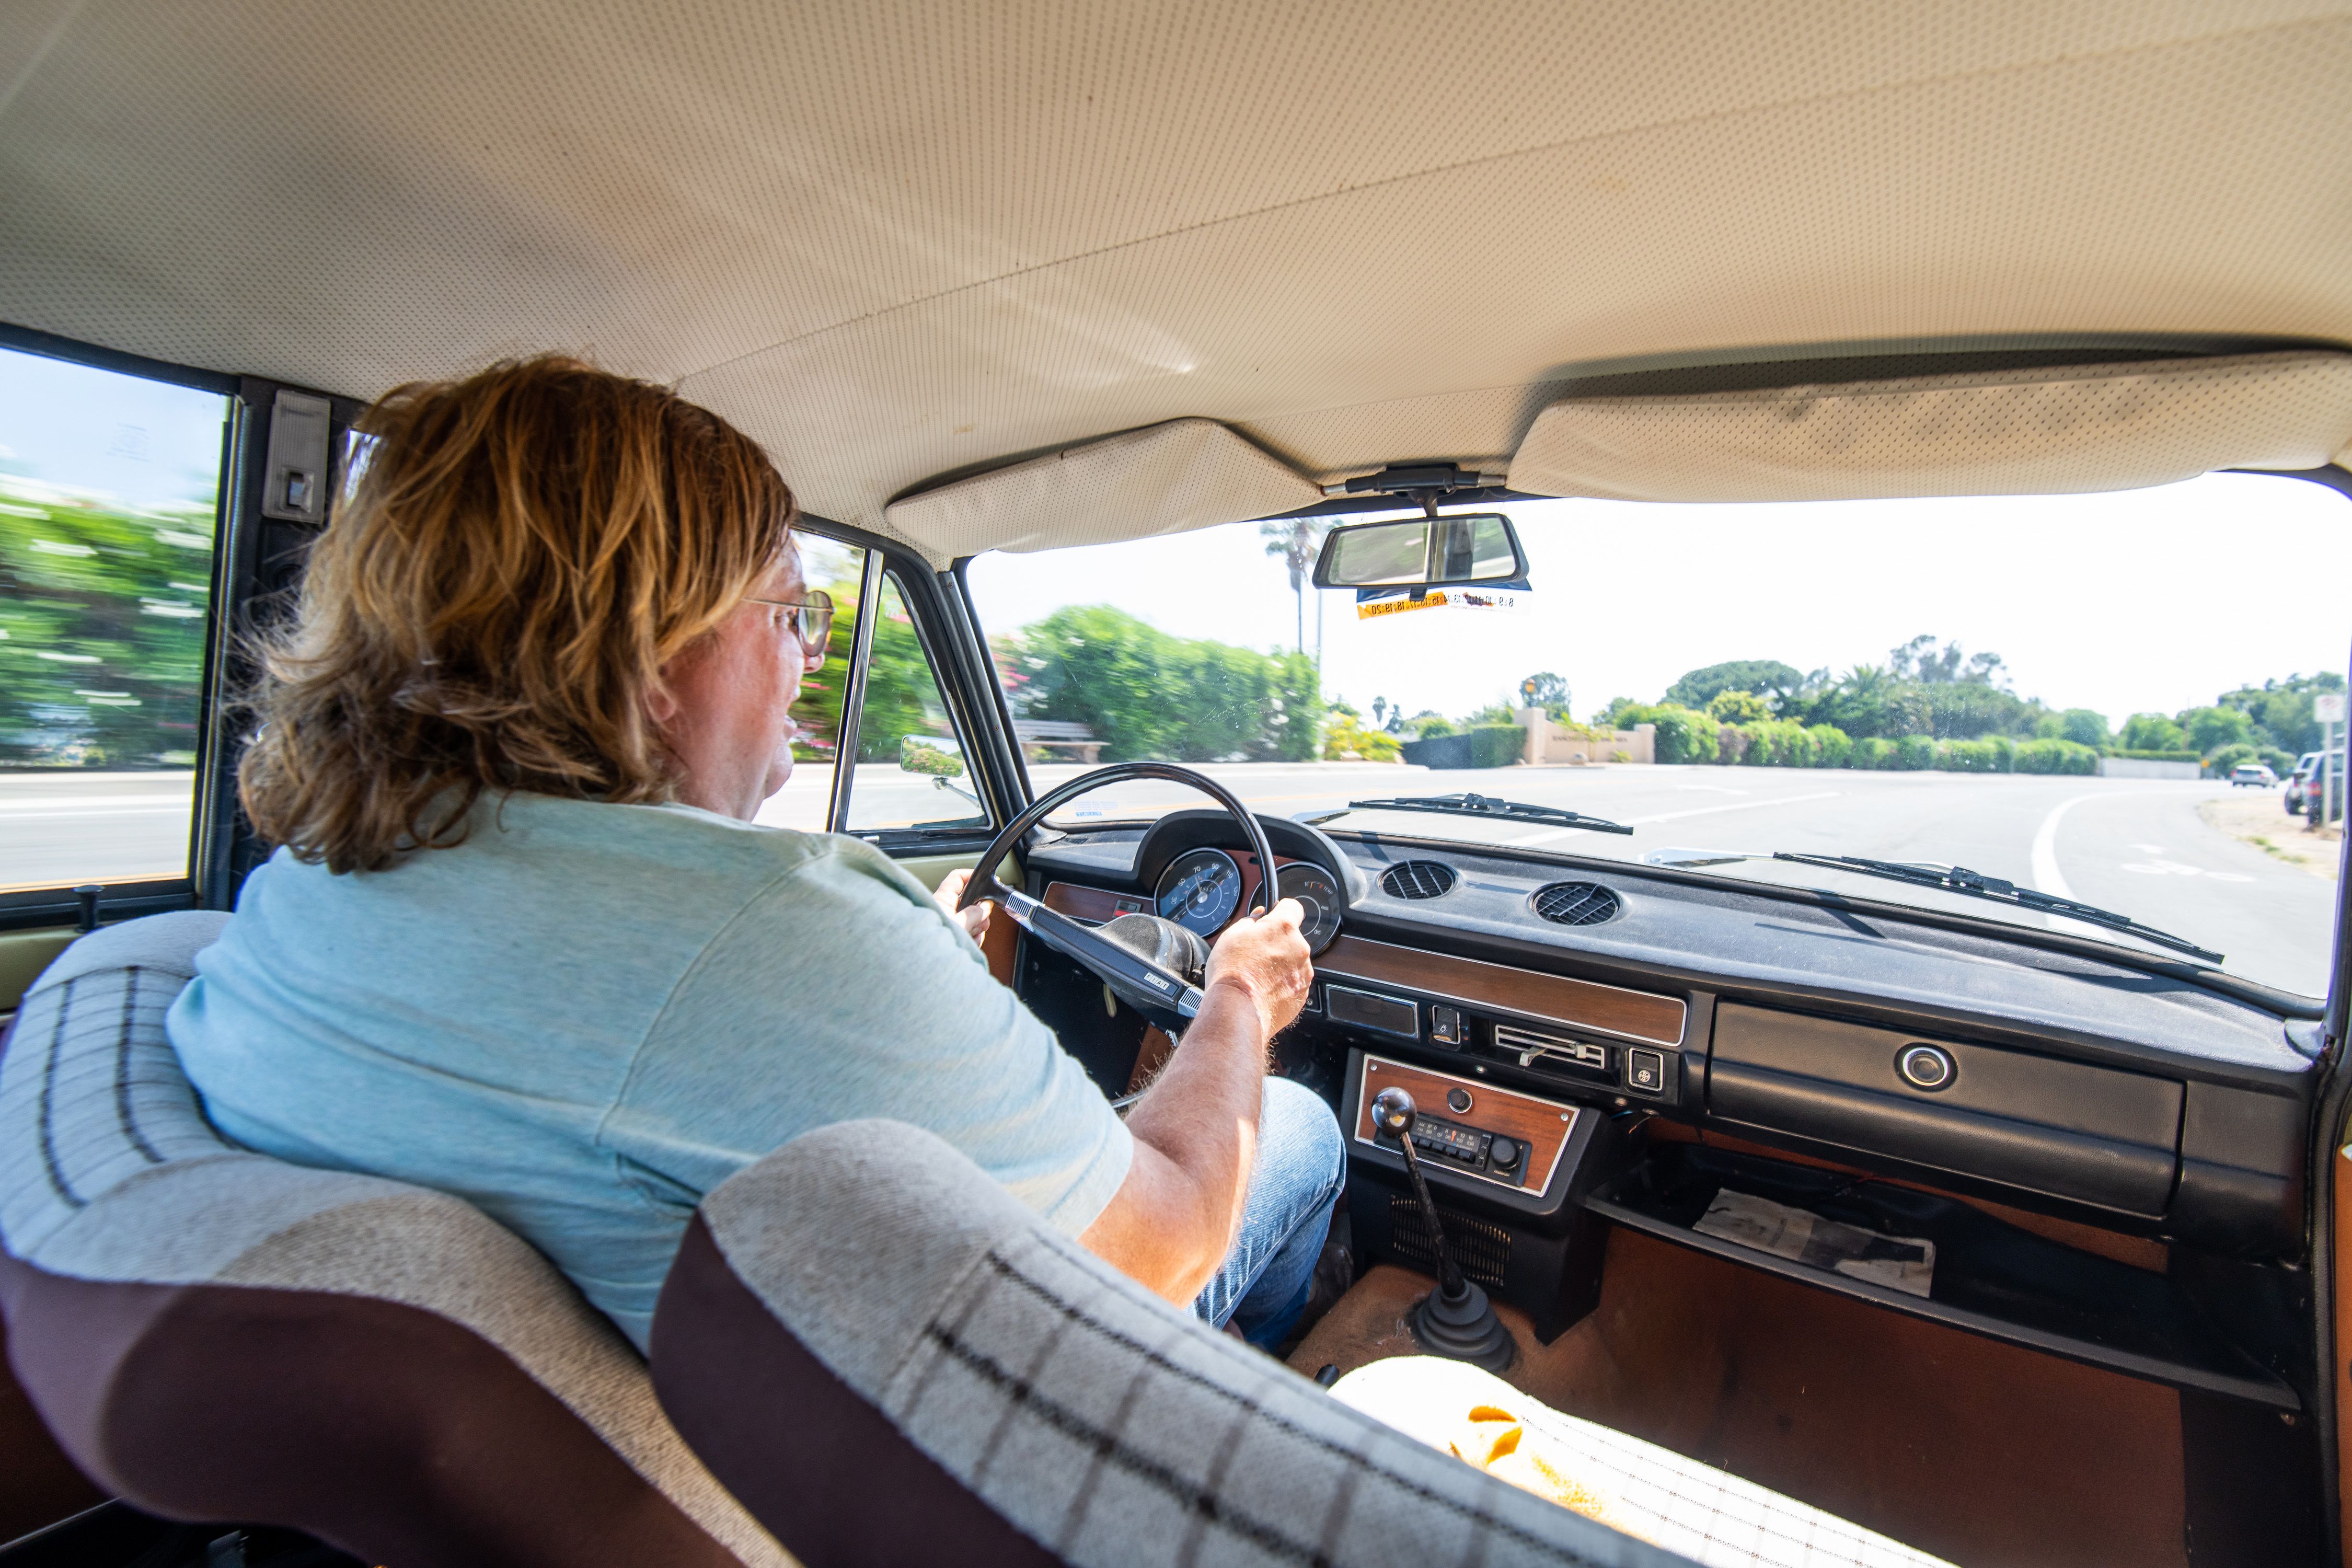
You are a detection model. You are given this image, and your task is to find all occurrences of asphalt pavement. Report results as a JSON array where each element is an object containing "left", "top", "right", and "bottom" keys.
[{"left": 10, "top": 762, "right": 2339, "bottom": 997}]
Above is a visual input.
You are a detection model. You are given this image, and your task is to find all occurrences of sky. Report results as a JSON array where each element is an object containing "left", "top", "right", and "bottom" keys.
[
  {"left": 964, "top": 472, "right": 2352, "bottom": 728},
  {"left": 0, "top": 346, "right": 228, "bottom": 509}
]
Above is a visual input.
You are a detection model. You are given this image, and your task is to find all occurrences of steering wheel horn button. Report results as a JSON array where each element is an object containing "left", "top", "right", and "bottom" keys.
[{"left": 1898, "top": 1043, "right": 1957, "bottom": 1091}]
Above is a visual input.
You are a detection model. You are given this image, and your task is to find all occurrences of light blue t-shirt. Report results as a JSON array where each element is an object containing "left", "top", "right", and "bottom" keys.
[{"left": 168, "top": 793, "right": 1133, "bottom": 1351}]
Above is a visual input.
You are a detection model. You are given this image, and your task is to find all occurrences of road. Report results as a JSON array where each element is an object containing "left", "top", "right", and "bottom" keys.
[{"left": 9, "top": 763, "right": 2339, "bottom": 997}]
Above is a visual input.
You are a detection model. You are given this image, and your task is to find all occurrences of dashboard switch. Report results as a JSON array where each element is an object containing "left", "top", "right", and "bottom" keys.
[
  {"left": 1430, "top": 1005, "right": 1465, "bottom": 1046},
  {"left": 1627, "top": 1048, "right": 1668, "bottom": 1096}
]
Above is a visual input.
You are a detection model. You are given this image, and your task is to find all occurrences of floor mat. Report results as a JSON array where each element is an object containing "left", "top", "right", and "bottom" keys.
[{"left": 1288, "top": 1229, "right": 2185, "bottom": 1568}]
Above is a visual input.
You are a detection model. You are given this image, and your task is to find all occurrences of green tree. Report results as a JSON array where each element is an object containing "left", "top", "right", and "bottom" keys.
[
  {"left": 2120, "top": 712, "right": 2188, "bottom": 752},
  {"left": 2059, "top": 708, "right": 2109, "bottom": 748},
  {"left": 2217, "top": 673, "right": 2345, "bottom": 755},
  {"left": 1708, "top": 689, "right": 1771, "bottom": 725},
  {"left": 1518, "top": 671, "right": 1570, "bottom": 719},
  {"left": 995, "top": 604, "right": 1319, "bottom": 762},
  {"left": 1259, "top": 516, "right": 1330, "bottom": 655},
  {"left": 1665, "top": 660, "right": 1802, "bottom": 711},
  {"left": 0, "top": 482, "right": 218, "bottom": 768},
  {"left": 1605, "top": 702, "right": 1714, "bottom": 763},
  {"left": 2179, "top": 705, "right": 2255, "bottom": 757}
]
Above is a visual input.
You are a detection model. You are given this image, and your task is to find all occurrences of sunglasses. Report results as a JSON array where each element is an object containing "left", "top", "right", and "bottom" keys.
[{"left": 745, "top": 590, "right": 835, "bottom": 668}]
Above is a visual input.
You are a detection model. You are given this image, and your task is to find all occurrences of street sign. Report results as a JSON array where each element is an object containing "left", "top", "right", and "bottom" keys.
[{"left": 2316, "top": 693, "right": 2346, "bottom": 724}]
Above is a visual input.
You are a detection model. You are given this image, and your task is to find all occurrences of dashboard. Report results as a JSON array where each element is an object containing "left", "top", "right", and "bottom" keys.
[{"left": 1022, "top": 807, "right": 2319, "bottom": 1258}]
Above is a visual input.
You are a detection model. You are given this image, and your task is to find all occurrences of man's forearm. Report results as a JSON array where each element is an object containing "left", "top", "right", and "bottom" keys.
[{"left": 1102, "top": 977, "right": 1271, "bottom": 1299}]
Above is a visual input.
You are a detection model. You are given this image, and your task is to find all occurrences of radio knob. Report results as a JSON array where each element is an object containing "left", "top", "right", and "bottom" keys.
[{"left": 1490, "top": 1136, "right": 1520, "bottom": 1168}]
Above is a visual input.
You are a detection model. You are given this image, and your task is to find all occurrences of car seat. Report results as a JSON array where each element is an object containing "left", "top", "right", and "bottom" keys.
[{"left": 0, "top": 912, "right": 787, "bottom": 1568}]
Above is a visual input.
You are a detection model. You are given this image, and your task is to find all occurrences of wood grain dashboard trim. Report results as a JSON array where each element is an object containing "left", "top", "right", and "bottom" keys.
[
  {"left": 1317, "top": 935, "right": 1686, "bottom": 1046},
  {"left": 1041, "top": 881, "right": 1144, "bottom": 923},
  {"left": 1354, "top": 1055, "right": 1579, "bottom": 1194}
]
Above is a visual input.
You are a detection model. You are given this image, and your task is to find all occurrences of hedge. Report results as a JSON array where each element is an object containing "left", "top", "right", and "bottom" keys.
[
  {"left": 1398, "top": 724, "right": 1526, "bottom": 769},
  {"left": 1609, "top": 702, "right": 1714, "bottom": 764},
  {"left": 2108, "top": 748, "right": 2201, "bottom": 763},
  {"left": 1704, "top": 723, "right": 2097, "bottom": 775},
  {"left": 1467, "top": 725, "right": 1527, "bottom": 768}
]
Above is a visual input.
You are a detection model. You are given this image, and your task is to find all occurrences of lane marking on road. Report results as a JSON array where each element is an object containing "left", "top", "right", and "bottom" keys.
[
  {"left": 0, "top": 808, "right": 188, "bottom": 821},
  {"left": 2030, "top": 794, "right": 2094, "bottom": 902},
  {"left": 1510, "top": 790, "right": 1842, "bottom": 846},
  {"left": 2030, "top": 788, "right": 2245, "bottom": 938},
  {"left": 0, "top": 792, "right": 190, "bottom": 811}
]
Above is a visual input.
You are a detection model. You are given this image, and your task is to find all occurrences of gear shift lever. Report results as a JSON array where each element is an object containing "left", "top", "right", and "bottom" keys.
[{"left": 1370, "top": 1086, "right": 1515, "bottom": 1373}]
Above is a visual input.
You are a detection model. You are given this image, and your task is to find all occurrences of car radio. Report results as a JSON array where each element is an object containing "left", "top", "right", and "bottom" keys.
[{"left": 1351, "top": 1054, "right": 1579, "bottom": 1197}]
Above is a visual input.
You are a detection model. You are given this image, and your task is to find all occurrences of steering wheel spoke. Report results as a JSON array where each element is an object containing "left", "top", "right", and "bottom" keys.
[
  {"left": 1002, "top": 891, "right": 1206, "bottom": 1021},
  {"left": 959, "top": 762, "right": 1281, "bottom": 1052}
]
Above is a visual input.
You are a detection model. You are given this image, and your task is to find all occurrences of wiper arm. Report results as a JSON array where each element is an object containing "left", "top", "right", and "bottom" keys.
[
  {"left": 1311, "top": 792, "right": 1633, "bottom": 835},
  {"left": 1771, "top": 852, "right": 2223, "bottom": 964}
]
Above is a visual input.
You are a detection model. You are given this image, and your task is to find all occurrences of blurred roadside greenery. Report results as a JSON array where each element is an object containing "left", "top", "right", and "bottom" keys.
[{"left": 0, "top": 477, "right": 216, "bottom": 769}]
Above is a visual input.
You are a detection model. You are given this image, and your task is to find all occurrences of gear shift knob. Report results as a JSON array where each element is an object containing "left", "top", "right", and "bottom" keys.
[
  {"left": 1370, "top": 1086, "right": 1416, "bottom": 1138},
  {"left": 1368, "top": 1077, "right": 1515, "bottom": 1373}
]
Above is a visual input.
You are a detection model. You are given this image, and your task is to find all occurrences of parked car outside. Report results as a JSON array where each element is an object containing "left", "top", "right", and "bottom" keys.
[
  {"left": 2287, "top": 751, "right": 2325, "bottom": 813},
  {"left": 2231, "top": 763, "right": 2277, "bottom": 788}
]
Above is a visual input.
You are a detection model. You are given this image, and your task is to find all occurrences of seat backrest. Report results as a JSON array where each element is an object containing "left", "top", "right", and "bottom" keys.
[
  {"left": 651, "top": 1119, "right": 1697, "bottom": 1568},
  {"left": 0, "top": 912, "right": 787, "bottom": 1568}
]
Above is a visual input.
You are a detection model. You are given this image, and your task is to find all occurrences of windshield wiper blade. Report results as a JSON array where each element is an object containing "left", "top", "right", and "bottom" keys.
[
  {"left": 1317, "top": 792, "right": 1633, "bottom": 835},
  {"left": 1771, "top": 852, "right": 2223, "bottom": 964}
]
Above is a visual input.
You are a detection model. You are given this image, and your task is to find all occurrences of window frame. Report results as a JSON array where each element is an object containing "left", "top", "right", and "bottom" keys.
[
  {"left": 0, "top": 322, "right": 243, "bottom": 932},
  {"left": 791, "top": 517, "right": 1020, "bottom": 856}
]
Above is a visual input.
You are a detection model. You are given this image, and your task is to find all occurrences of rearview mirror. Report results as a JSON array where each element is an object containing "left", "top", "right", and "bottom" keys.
[{"left": 1310, "top": 512, "right": 1527, "bottom": 590}]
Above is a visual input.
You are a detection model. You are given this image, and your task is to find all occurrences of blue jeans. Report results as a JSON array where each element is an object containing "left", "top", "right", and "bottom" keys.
[{"left": 1191, "top": 1076, "right": 1345, "bottom": 1349}]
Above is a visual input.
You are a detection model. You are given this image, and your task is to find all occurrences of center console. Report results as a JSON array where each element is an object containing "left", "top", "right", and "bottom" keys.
[{"left": 1342, "top": 1048, "right": 1623, "bottom": 1340}]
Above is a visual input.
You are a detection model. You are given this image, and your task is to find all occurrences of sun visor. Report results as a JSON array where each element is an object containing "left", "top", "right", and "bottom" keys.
[
  {"left": 1507, "top": 352, "right": 2352, "bottom": 503},
  {"left": 884, "top": 419, "right": 1320, "bottom": 563}
]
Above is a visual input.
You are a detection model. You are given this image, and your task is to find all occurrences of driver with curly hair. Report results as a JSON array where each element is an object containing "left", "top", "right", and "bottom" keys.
[{"left": 169, "top": 355, "right": 1343, "bottom": 1353}]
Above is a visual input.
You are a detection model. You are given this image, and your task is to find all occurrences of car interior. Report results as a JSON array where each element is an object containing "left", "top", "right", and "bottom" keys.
[{"left": 4, "top": 3, "right": 2352, "bottom": 1566}]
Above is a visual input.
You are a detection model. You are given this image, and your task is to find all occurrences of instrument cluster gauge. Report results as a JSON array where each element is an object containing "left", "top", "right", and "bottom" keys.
[
  {"left": 1155, "top": 847, "right": 1244, "bottom": 936},
  {"left": 1275, "top": 862, "right": 1346, "bottom": 954}
]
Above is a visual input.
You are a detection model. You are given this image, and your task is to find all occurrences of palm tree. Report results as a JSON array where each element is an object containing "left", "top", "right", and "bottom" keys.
[{"left": 1260, "top": 517, "right": 1330, "bottom": 654}]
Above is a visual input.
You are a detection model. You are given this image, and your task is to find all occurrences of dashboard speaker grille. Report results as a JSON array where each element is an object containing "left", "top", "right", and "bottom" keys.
[
  {"left": 1531, "top": 881, "right": 1621, "bottom": 926},
  {"left": 1386, "top": 1195, "right": 1509, "bottom": 1287},
  {"left": 1380, "top": 861, "right": 1457, "bottom": 900}
]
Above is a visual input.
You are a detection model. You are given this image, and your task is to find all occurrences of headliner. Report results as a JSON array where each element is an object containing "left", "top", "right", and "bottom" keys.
[{"left": 4, "top": 1, "right": 2350, "bottom": 547}]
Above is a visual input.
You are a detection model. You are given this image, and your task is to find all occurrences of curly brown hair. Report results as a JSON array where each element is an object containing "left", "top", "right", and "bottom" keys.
[{"left": 238, "top": 356, "right": 795, "bottom": 873}]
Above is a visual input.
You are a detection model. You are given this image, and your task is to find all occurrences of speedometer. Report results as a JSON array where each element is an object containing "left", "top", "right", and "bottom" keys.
[
  {"left": 1156, "top": 847, "right": 1243, "bottom": 936},
  {"left": 1276, "top": 862, "right": 1345, "bottom": 953}
]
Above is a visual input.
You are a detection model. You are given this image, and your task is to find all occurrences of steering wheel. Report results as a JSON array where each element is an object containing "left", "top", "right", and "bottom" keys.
[{"left": 959, "top": 762, "right": 1280, "bottom": 1033}]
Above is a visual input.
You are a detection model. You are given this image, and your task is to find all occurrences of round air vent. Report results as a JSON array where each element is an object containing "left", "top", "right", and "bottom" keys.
[
  {"left": 1530, "top": 881, "right": 1622, "bottom": 926},
  {"left": 1380, "top": 860, "right": 1457, "bottom": 900}
]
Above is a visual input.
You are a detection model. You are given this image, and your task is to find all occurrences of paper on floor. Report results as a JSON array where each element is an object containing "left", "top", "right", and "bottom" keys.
[{"left": 1692, "top": 1188, "right": 1935, "bottom": 1297}]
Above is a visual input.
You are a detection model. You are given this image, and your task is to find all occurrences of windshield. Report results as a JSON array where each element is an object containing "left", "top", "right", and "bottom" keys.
[{"left": 963, "top": 473, "right": 2351, "bottom": 996}]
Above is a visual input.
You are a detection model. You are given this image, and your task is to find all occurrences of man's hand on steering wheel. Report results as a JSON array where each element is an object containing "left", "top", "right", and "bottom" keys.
[
  {"left": 932, "top": 868, "right": 991, "bottom": 943},
  {"left": 1204, "top": 898, "right": 1312, "bottom": 1043}
]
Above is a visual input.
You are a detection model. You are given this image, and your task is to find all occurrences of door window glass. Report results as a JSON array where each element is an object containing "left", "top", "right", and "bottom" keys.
[
  {"left": 0, "top": 346, "right": 227, "bottom": 890},
  {"left": 842, "top": 573, "right": 990, "bottom": 835},
  {"left": 751, "top": 534, "right": 866, "bottom": 833}
]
